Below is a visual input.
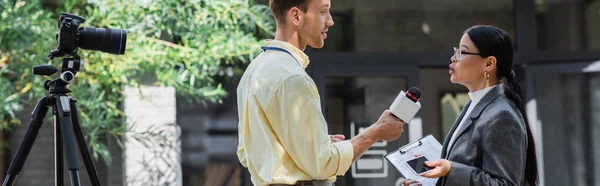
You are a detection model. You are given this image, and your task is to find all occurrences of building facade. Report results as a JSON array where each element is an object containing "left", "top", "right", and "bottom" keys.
[
  {"left": 3, "top": 0, "right": 599, "bottom": 186},
  {"left": 186, "top": 0, "right": 600, "bottom": 185}
]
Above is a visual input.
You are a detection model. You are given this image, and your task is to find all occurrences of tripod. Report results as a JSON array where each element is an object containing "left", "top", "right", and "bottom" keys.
[{"left": 2, "top": 58, "right": 101, "bottom": 186}]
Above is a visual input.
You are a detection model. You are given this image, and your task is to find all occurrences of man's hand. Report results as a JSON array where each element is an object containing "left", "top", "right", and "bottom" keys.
[
  {"left": 374, "top": 110, "right": 405, "bottom": 142},
  {"left": 330, "top": 134, "right": 345, "bottom": 143},
  {"left": 349, "top": 110, "right": 406, "bottom": 162}
]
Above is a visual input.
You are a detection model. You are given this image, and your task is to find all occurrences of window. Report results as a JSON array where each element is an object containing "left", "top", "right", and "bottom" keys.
[
  {"left": 536, "top": 0, "right": 600, "bottom": 51},
  {"left": 440, "top": 92, "right": 469, "bottom": 140},
  {"left": 318, "top": 0, "right": 515, "bottom": 52}
]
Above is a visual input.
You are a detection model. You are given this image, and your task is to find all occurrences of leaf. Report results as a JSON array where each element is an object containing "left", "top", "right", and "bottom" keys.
[
  {"left": 4, "top": 93, "right": 18, "bottom": 102},
  {"left": 20, "top": 83, "right": 32, "bottom": 93}
]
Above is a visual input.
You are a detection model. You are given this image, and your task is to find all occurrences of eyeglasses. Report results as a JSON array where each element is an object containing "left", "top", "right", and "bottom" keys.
[{"left": 453, "top": 47, "right": 481, "bottom": 61}]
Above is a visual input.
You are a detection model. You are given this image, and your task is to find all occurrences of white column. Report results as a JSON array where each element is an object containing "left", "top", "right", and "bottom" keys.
[
  {"left": 408, "top": 117, "right": 423, "bottom": 142},
  {"left": 124, "top": 86, "right": 182, "bottom": 186},
  {"left": 526, "top": 99, "right": 544, "bottom": 186}
]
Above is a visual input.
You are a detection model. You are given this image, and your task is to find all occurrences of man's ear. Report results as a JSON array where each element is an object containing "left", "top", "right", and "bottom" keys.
[{"left": 288, "top": 7, "right": 303, "bottom": 26}]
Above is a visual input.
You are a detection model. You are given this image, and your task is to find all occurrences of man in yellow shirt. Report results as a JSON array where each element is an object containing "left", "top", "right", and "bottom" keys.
[{"left": 236, "top": 0, "right": 406, "bottom": 185}]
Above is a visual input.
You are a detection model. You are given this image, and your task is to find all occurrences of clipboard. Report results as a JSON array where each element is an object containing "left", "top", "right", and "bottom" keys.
[{"left": 384, "top": 135, "right": 442, "bottom": 186}]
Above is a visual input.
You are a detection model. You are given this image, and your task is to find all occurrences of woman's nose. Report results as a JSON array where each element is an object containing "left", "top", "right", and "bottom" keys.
[{"left": 450, "top": 56, "right": 457, "bottom": 64}]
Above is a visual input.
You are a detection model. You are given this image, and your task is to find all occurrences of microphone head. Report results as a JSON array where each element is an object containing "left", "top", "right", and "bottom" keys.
[{"left": 406, "top": 87, "right": 421, "bottom": 102}]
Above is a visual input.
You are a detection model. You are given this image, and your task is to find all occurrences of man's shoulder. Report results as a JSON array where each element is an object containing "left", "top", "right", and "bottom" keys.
[
  {"left": 237, "top": 53, "right": 311, "bottom": 98},
  {"left": 250, "top": 52, "right": 309, "bottom": 82}
]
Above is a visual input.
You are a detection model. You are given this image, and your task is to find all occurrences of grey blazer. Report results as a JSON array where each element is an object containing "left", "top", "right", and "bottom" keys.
[{"left": 436, "top": 86, "right": 530, "bottom": 186}]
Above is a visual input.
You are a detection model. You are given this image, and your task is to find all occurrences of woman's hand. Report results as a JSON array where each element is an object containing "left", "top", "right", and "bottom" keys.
[
  {"left": 329, "top": 134, "right": 345, "bottom": 143},
  {"left": 402, "top": 179, "right": 422, "bottom": 186},
  {"left": 421, "top": 159, "right": 452, "bottom": 178}
]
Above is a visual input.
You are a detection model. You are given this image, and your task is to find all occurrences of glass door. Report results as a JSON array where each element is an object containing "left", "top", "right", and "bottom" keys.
[{"left": 310, "top": 57, "right": 418, "bottom": 186}]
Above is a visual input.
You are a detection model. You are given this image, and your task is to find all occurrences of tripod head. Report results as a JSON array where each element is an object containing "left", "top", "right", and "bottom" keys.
[{"left": 32, "top": 57, "right": 83, "bottom": 94}]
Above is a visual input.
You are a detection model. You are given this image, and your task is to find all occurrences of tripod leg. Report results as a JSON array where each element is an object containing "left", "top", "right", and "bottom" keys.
[
  {"left": 56, "top": 96, "right": 81, "bottom": 186},
  {"left": 3, "top": 97, "right": 50, "bottom": 186},
  {"left": 54, "top": 102, "right": 64, "bottom": 186},
  {"left": 71, "top": 99, "right": 101, "bottom": 186}
]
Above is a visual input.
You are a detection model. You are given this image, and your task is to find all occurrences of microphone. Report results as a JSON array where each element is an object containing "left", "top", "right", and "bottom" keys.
[{"left": 389, "top": 87, "right": 422, "bottom": 123}]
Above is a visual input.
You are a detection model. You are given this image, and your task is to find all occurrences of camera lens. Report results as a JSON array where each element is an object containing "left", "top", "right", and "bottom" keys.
[{"left": 78, "top": 27, "right": 127, "bottom": 55}]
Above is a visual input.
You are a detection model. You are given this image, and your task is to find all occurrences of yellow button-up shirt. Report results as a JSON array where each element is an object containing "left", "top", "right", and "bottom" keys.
[{"left": 236, "top": 40, "right": 354, "bottom": 186}]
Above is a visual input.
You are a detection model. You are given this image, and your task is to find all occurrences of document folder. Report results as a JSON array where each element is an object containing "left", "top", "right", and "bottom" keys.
[{"left": 384, "top": 135, "right": 442, "bottom": 186}]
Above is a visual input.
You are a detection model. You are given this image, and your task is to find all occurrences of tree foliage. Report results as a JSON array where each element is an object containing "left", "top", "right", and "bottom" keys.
[{"left": 0, "top": 0, "right": 274, "bottom": 164}]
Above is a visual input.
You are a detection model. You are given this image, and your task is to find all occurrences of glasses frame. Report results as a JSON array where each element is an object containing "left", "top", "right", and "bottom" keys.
[{"left": 453, "top": 47, "right": 482, "bottom": 61}]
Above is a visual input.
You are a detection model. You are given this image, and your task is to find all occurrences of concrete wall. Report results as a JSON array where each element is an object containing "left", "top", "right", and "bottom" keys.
[{"left": 123, "top": 86, "right": 182, "bottom": 186}]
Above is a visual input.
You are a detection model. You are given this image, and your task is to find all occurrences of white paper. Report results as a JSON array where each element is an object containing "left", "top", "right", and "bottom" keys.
[{"left": 385, "top": 135, "right": 443, "bottom": 186}]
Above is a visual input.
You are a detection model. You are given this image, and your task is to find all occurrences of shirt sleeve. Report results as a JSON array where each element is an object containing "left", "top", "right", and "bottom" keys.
[
  {"left": 263, "top": 74, "right": 354, "bottom": 179},
  {"left": 237, "top": 136, "right": 248, "bottom": 168}
]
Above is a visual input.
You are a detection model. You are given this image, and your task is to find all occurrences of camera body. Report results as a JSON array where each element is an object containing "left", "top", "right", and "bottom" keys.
[
  {"left": 51, "top": 13, "right": 86, "bottom": 59},
  {"left": 49, "top": 13, "right": 127, "bottom": 60},
  {"left": 35, "top": 13, "right": 127, "bottom": 89}
]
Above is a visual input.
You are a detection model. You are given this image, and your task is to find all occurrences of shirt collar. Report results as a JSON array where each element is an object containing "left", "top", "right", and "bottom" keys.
[
  {"left": 468, "top": 85, "right": 498, "bottom": 105},
  {"left": 263, "top": 39, "right": 310, "bottom": 69}
]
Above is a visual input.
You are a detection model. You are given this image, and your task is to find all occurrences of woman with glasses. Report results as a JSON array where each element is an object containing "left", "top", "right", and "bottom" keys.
[{"left": 403, "top": 25, "right": 539, "bottom": 186}]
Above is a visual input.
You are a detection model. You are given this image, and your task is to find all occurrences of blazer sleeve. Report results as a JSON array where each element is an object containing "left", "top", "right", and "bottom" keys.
[{"left": 445, "top": 110, "right": 528, "bottom": 186}]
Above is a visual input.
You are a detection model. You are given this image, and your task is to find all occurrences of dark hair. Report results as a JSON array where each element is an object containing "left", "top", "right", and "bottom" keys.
[
  {"left": 465, "top": 25, "right": 539, "bottom": 185},
  {"left": 269, "top": 0, "right": 310, "bottom": 26}
]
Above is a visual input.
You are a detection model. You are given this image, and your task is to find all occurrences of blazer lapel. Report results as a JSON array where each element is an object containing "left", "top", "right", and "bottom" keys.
[
  {"left": 441, "top": 101, "right": 471, "bottom": 159},
  {"left": 439, "top": 101, "right": 471, "bottom": 186},
  {"left": 446, "top": 86, "right": 505, "bottom": 156}
]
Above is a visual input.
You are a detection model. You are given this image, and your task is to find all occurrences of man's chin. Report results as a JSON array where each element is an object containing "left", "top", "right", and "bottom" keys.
[{"left": 308, "top": 42, "right": 325, "bottom": 49}]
